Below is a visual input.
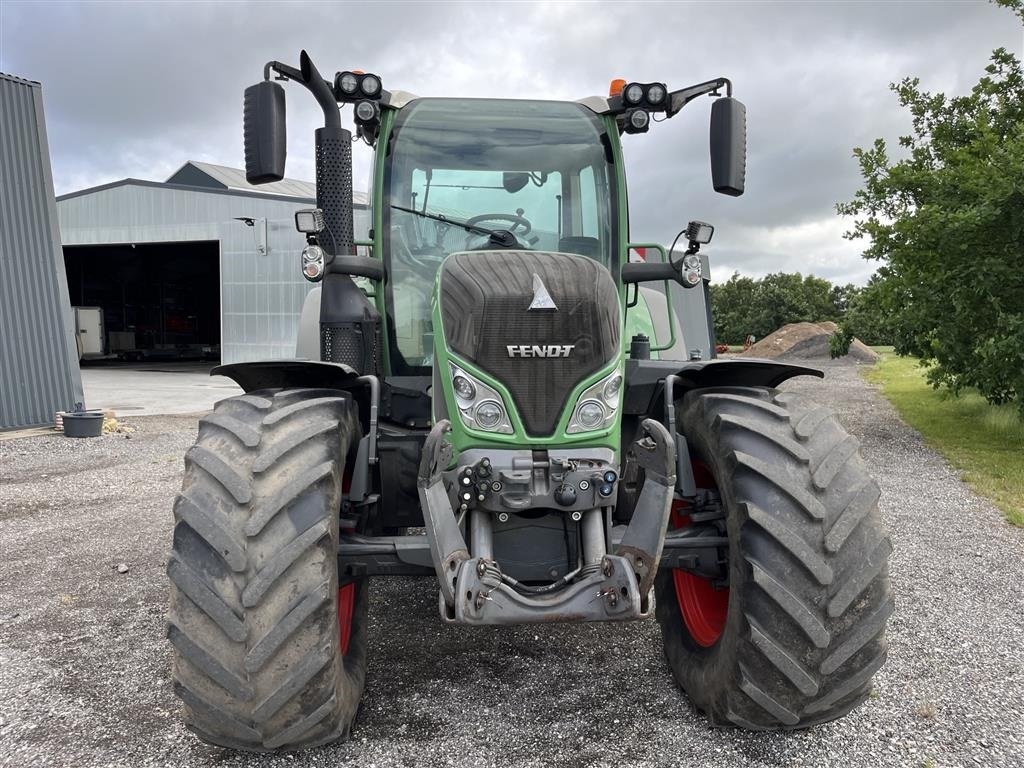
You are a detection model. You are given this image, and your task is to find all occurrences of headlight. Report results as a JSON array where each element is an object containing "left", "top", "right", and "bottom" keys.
[
  {"left": 448, "top": 364, "right": 514, "bottom": 434},
  {"left": 681, "top": 253, "right": 702, "bottom": 287},
  {"left": 453, "top": 375, "right": 476, "bottom": 402},
  {"left": 301, "top": 245, "right": 325, "bottom": 282},
  {"left": 474, "top": 401, "right": 503, "bottom": 429},
  {"left": 567, "top": 369, "right": 622, "bottom": 434},
  {"left": 602, "top": 373, "right": 623, "bottom": 403},
  {"left": 576, "top": 401, "right": 605, "bottom": 430}
]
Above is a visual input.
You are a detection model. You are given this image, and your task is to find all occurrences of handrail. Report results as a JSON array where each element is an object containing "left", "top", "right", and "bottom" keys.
[{"left": 623, "top": 242, "right": 677, "bottom": 353}]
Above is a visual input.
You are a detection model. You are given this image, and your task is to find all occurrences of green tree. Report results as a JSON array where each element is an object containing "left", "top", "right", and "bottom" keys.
[
  {"left": 710, "top": 272, "right": 845, "bottom": 343},
  {"left": 837, "top": 22, "right": 1024, "bottom": 411},
  {"left": 840, "top": 271, "right": 899, "bottom": 347}
]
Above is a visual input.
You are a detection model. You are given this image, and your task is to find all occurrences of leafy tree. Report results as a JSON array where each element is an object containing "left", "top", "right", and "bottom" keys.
[
  {"left": 710, "top": 271, "right": 845, "bottom": 343},
  {"left": 839, "top": 271, "right": 899, "bottom": 347},
  {"left": 837, "top": 16, "right": 1024, "bottom": 411}
]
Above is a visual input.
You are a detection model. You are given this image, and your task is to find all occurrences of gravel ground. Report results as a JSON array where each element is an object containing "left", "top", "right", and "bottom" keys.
[{"left": 1, "top": 362, "right": 1022, "bottom": 768}]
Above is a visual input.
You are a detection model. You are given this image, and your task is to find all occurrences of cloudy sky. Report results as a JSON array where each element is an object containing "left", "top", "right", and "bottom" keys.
[{"left": 2, "top": 1, "right": 1021, "bottom": 284}]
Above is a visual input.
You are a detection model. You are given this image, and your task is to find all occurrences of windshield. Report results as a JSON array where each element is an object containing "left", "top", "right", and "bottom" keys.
[{"left": 383, "top": 98, "right": 617, "bottom": 374}]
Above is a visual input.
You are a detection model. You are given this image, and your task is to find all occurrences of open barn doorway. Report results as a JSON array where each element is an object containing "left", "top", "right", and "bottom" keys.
[{"left": 63, "top": 241, "right": 220, "bottom": 363}]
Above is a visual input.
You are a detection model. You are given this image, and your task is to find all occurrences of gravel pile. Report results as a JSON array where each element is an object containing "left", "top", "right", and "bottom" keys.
[
  {"left": 1, "top": 365, "right": 1022, "bottom": 768},
  {"left": 743, "top": 322, "right": 878, "bottom": 363}
]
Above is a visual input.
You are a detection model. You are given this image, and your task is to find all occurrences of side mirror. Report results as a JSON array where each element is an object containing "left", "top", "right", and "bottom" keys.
[
  {"left": 709, "top": 97, "right": 746, "bottom": 197},
  {"left": 502, "top": 172, "right": 530, "bottom": 193},
  {"left": 243, "top": 81, "right": 287, "bottom": 184}
]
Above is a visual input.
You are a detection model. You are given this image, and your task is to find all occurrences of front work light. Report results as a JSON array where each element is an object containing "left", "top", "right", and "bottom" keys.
[
  {"left": 625, "top": 108, "right": 650, "bottom": 134},
  {"left": 686, "top": 220, "right": 715, "bottom": 244},
  {"left": 646, "top": 83, "right": 666, "bottom": 105},
  {"left": 624, "top": 83, "right": 645, "bottom": 105},
  {"left": 336, "top": 71, "right": 359, "bottom": 96},
  {"left": 355, "top": 100, "right": 380, "bottom": 123},
  {"left": 622, "top": 81, "right": 669, "bottom": 110},
  {"left": 294, "top": 208, "right": 325, "bottom": 234},
  {"left": 301, "top": 244, "right": 326, "bottom": 282},
  {"left": 359, "top": 73, "right": 381, "bottom": 97}
]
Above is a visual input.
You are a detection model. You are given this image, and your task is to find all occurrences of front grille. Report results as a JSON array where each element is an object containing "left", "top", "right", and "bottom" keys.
[{"left": 439, "top": 251, "right": 620, "bottom": 436}]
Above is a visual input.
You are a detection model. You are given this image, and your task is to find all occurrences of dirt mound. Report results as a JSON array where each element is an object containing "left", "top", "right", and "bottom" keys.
[{"left": 742, "top": 322, "right": 878, "bottom": 363}]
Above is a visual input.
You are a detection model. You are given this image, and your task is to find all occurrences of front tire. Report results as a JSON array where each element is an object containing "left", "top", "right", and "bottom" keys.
[
  {"left": 167, "top": 388, "right": 369, "bottom": 751},
  {"left": 655, "top": 386, "right": 893, "bottom": 729}
]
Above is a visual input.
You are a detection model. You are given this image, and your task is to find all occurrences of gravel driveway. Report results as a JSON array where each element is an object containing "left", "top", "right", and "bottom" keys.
[{"left": 1, "top": 362, "right": 1022, "bottom": 768}]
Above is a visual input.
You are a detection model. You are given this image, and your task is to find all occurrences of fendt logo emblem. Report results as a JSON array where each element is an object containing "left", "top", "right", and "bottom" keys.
[{"left": 507, "top": 344, "right": 574, "bottom": 358}]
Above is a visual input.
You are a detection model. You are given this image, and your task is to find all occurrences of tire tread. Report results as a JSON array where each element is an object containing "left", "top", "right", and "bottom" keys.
[{"left": 655, "top": 385, "right": 893, "bottom": 730}]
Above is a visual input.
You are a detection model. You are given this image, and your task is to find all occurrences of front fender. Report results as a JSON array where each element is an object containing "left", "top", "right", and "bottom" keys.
[
  {"left": 622, "top": 357, "right": 822, "bottom": 415},
  {"left": 213, "top": 359, "right": 361, "bottom": 392}
]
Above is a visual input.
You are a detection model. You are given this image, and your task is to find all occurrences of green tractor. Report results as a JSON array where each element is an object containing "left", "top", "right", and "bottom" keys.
[{"left": 166, "top": 51, "right": 893, "bottom": 751}]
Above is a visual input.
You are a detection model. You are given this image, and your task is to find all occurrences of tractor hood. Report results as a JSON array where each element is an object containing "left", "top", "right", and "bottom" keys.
[{"left": 437, "top": 250, "right": 620, "bottom": 437}]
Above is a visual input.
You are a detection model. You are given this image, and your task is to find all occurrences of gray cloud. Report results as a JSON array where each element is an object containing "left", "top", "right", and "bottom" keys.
[{"left": 2, "top": 0, "right": 1020, "bottom": 284}]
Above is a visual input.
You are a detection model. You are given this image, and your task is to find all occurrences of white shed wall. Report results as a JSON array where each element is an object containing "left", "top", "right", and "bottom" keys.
[{"left": 57, "top": 183, "right": 369, "bottom": 363}]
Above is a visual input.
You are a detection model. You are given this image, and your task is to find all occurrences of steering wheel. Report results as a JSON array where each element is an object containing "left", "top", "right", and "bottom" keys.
[{"left": 465, "top": 212, "right": 533, "bottom": 237}]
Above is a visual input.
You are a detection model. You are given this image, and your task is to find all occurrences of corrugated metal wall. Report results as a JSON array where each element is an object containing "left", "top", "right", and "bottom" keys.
[
  {"left": 58, "top": 184, "right": 370, "bottom": 363},
  {"left": 0, "top": 74, "right": 84, "bottom": 429}
]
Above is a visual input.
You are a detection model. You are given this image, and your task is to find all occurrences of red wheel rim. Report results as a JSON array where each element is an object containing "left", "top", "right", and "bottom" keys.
[
  {"left": 337, "top": 583, "right": 355, "bottom": 656},
  {"left": 671, "top": 462, "right": 729, "bottom": 648},
  {"left": 338, "top": 466, "right": 355, "bottom": 657}
]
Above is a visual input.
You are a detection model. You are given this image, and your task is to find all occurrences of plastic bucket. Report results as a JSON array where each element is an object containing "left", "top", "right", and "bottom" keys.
[{"left": 63, "top": 413, "right": 104, "bottom": 438}]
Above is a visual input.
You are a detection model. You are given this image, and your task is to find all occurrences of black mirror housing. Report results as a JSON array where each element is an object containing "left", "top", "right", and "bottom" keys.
[
  {"left": 502, "top": 172, "right": 530, "bottom": 193},
  {"left": 710, "top": 97, "right": 746, "bottom": 197},
  {"left": 243, "top": 81, "right": 287, "bottom": 184}
]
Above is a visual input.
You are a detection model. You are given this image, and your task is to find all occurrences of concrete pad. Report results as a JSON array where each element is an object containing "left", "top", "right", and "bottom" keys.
[{"left": 80, "top": 362, "right": 241, "bottom": 416}]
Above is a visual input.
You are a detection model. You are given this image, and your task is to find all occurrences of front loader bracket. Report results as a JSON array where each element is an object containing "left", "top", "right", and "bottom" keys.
[
  {"left": 615, "top": 418, "right": 676, "bottom": 595},
  {"left": 417, "top": 419, "right": 467, "bottom": 606}
]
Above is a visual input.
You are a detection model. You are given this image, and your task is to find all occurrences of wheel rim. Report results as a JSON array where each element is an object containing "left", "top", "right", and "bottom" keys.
[
  {"left": 671, "top": 462, "right": 729, "bottom": 648},
  {"left": 338, "top": 465, "right": 355, "bottom": 658},
  {"left": 337, "top": 583, "right": 355, "bottom": 657}
]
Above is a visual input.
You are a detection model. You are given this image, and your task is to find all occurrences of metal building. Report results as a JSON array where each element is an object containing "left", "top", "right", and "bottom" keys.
[
  {"left": 1, "top": 73, "right": 84, "bottom": 429},
  {"left": 56, "top": 161, "right": 369, "bottom": 364}
]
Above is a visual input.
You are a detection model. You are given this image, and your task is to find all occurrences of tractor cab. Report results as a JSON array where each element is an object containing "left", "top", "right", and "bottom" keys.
[{"left": 383, "top": 97, "right": 618, "bottom": 375}]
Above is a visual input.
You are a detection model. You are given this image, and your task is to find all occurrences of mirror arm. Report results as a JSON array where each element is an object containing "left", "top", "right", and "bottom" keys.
[
  {"left": 263, "top": 53, "right": 341, "bottom": 129},
  {"left": 666, "top": 77, "right": 732, "bottom": 118},
  {"left": 264, "top": 61, "right": 302, "bottom": 83}
]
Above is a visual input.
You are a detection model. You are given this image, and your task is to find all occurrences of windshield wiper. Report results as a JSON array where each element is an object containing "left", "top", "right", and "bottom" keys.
[{"left": 390, "top": 204, "right": 517, "bottom": 248}]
